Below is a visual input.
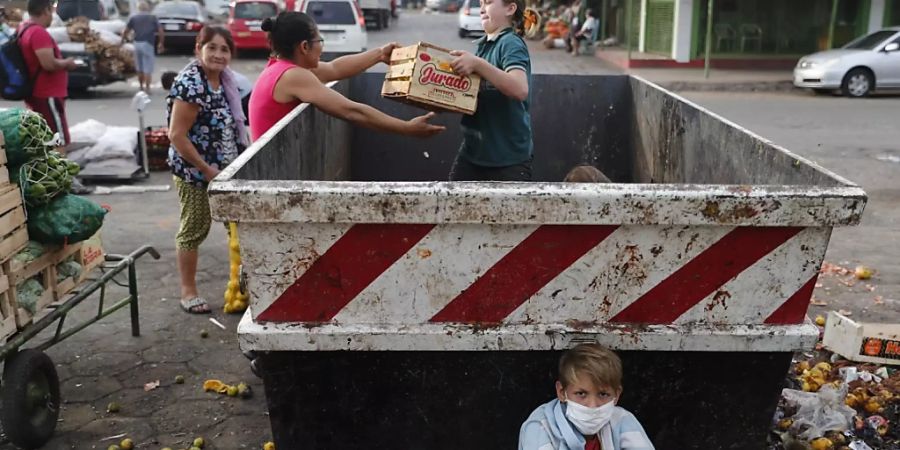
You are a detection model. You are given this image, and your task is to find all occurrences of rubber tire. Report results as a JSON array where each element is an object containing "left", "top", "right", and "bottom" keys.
[
  {"left": 1, "top": 349, "right": 61, "bottom": 449},
  {"left": 382, "top": 11, "right": 390, "bottom": 29},
  {"left": 459, "top": 28, "right": 467, "bottom": 38},
  {"left": 841, "top": 68, "right": 873, "bottom": 98}
]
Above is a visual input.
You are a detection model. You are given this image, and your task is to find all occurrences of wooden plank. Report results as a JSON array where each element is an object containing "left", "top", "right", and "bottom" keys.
[
  {"left": 0, "top": 206, "right": 26, "bottom": 237},
  {"left": 382, "top": 80, "right": 411, "bottom": 96},
  {"left": 386, "top": 61, "right": 416, "bottom": 80},
  {"left": 0, "top": 132, "right": 7, "bottom": 165},
  {"left": 0, "top": 227, "right": 28, "bottom": 265},
  {"left": 0, "top": 185, "right": 22, "bottom": 216},
  {"left": 0, "top": 166, "right": 8, "bottom": 186}
]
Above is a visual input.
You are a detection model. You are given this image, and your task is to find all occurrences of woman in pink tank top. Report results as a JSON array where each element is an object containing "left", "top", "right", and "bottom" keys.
[{"left": 248, "top": 12, "right": 446, "bottom": 142}]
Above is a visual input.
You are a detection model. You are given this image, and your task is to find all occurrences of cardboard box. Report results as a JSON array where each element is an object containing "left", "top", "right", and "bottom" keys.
[
  {"left": 823, "top": 311, "right": 900, "bottom": 366},
  {"left": 381, "top": 42, "right": 481, "bottom": 115}
]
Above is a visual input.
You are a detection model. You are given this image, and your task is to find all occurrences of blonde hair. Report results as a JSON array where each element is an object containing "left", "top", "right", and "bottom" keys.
[
  {"left": 558, "top": 344, "right": 623, "bottom": 392},
  {"left": 564, "top": 165, "right": 612, "bottom": 183}
]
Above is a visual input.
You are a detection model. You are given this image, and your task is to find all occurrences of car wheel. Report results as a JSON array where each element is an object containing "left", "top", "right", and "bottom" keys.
[
  {"left": 841, "top": 68, "right": 873, "bottom": 98},
  {"left": 458, "top": 28, "right": 467, "bottom": 38}
]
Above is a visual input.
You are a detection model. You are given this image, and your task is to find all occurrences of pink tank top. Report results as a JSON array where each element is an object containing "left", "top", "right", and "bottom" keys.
[{"left": 249, "top": 59, "right": 303, "bottom": 141}]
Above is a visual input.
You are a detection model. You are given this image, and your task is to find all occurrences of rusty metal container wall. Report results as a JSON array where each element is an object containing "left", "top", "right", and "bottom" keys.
[
  {"left": 348, "top": 74, "right": 634, "bottom": 182},
  {"left": 627, "top": 77, "right": 842, "bottom": 186}
]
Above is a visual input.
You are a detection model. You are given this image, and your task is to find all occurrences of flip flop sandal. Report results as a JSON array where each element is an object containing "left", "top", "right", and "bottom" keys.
[{"left": 181, "top": 297, "right": 211, "bottom": 314}]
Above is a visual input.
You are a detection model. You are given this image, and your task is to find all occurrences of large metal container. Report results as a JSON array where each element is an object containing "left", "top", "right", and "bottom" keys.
[{"left": 209, "top": 73, "right": 866, "bottom": 449}]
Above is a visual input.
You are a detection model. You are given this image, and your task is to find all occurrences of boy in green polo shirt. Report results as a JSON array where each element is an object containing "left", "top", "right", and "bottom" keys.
[{"left": 449, "top": 0, "right": 533, "bottom": 181}]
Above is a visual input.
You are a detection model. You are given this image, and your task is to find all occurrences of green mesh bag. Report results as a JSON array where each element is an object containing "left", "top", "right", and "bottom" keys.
[
  {"left": 27, "top": 195, "right": 106, "bottom": 245},
  {"left": 0, "top": 108, "right": 56, "bottom": 166}
]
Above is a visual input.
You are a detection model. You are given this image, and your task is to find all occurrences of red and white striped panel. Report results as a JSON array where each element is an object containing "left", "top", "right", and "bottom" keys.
[{"left": 240, "top": 223, "right": 831, "bottom": 326}]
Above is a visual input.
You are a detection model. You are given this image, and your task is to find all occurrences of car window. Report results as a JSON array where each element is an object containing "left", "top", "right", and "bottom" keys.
[
  {"left": 306, "top": 1, "right": 355, "bottom": 25},
  {"left": 154, "top": 2, "right": 200, "bottom": 15},
  {"left": 234, "top": 2, "right": 278, "bottom": 18},
  {"left": 844, "top": 30, "right": 897, "bottom": 50},
  {"left": 469, "top": 0, "right": 480, "bottom": 7}
]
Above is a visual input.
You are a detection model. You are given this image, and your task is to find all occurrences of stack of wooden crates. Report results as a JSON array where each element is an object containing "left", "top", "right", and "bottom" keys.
[{"left": 0, "top": 132, "right": 104, "bottom": 340}]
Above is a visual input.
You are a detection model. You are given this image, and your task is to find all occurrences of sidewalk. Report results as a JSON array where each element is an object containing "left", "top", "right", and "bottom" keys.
[{"left": 526, "top": 41, "right": 795, "bottom": 92}]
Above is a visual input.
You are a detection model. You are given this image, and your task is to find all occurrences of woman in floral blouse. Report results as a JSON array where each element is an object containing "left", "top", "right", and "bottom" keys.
[{"left": 167, "top": 26, "right": 249, "bottom": 313}]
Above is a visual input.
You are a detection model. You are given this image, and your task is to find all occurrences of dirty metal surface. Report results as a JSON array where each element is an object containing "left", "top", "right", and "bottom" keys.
[
  {"left": 238, "top": 309, "right": 819, "bottom": 352},
  {"left": 210, "top": 181, "right": 865, "bottom": 226},
  {"left": 236, "top": 222, "right": 831, "bottom": 327}
]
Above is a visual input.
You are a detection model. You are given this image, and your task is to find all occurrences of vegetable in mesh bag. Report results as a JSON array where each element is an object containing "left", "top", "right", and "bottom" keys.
[
  {"left": 0, "top": 108, "right": 56, "bottom": 166},
  {"left": 12, "top": 241, "right": 47, "bottom": 265},
  {"left": 27, "top": 195, "right": 106, "bottom": 245},
  {"left": 17, "top": 151, "right": 80, "bottom": 207},
  {"left": 56, "top": 260, "right": 83, "bottom": 282},
  {"left": 16, "top": 278, "right": 44, "bottom": 314}
]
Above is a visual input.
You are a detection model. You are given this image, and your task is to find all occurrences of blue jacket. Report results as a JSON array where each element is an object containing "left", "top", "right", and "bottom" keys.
[{"left": 518, "top": 399, "right": 655, "bottom": 450}]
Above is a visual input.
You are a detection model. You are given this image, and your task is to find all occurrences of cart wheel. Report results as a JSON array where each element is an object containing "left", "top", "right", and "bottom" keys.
[{"left": 1, "top": 349, "right": 61, "bottom": 449}]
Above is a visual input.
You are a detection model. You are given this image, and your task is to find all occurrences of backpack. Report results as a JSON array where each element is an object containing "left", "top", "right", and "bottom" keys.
[{"left": 0, "top": 24, "right": 39, "bottom": 101}]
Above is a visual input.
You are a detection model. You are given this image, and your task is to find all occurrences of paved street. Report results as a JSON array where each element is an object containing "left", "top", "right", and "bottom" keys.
[
  {"left": 681, "top": 91, "right": 900, "bottom": 323},
  {"left": 0, "top": 8, "right": 896, "bottom": 449}
]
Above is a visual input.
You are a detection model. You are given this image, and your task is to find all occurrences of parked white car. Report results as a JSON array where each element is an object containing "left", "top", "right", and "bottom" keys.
[
  {"left": 794, "top": 27, "right": 900, "bottom": 97},
  {"left": 299, "top": 0, "right": 368, "bottom": 60},
  {"left": 457, "top": 0, "right": 481, "bottom": 38}
]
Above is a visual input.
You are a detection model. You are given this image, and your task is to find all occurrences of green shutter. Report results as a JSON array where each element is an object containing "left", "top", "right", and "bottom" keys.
[{"left": 646, "top": 0, "right": 675, "bottom": 54}]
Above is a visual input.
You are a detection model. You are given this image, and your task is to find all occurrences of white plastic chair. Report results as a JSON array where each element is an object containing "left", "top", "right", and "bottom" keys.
[{"left": 740, "top": 24, "right": 763, "bottom": 52}]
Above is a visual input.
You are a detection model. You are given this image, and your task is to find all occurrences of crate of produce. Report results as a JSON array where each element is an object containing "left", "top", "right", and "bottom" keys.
[
  {"left": 381, "top": 42, "right": 480, "bottom": 115},
  {"left": 53, "top": 233, "right": 104, "bottom": 300},
  {"left": 0, "top": 267, "right": 17, "bottom": 341},
  {"left": 0, "top": 134, "right": 29, "bottom": 264},
  {"left": 5, "top": 245, "right": 57, "bottom": 328},
  {"left": 144, "top": 126, "right": 170, "bottom": 171}
]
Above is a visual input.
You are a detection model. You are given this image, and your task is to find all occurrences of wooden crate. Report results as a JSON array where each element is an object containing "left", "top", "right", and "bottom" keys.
[
  {"left": 6, "top": 234, "right": 106, "bottom": 328},
  {"left": 0, "top": 133, "right": 28, "bottom": 264},
  {"left": 0, "top": 267, "right": 17, "bottom": 341},
  {"left": 5, "top": 249, "right": 57, "bottom": 329},
  {"left": 53, "top": 233, "right": 105, "bottom": 300},
  {"left": 381, "top": 42, "right": 481, "bottom": 115}
]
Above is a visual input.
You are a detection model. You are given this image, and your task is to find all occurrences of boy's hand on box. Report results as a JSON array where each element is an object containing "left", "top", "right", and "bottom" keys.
[
  {"left": 380, "top": 42, "right": 400, "bottom": 64},
  {"left": 449, "top": 50, "right": 481, "bottom": 76},
  {"left": 406, "top": 112, "right": 446, "bottom": 138}
]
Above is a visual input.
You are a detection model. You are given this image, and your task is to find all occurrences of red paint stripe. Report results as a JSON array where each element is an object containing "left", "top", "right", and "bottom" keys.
[
  {"left": 610, "top": 227, "right": 804, "bottom": 324},
  {"left": 430, "top": 225, "right": 619, "bottom": 324},
  {"left": 257, "top": 224, "right": 435, "bottom": 322},
  {"left": 764, "top": 275, "right": 819, "bottom": 325}
]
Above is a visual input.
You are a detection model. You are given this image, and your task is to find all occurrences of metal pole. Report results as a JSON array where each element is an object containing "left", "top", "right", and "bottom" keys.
[
  {"left": 129, "top": 261, "right": 141, "bottom": 337},
  {"left": 704, "top": 0, "right": 714, "bottom": 78},
  {"left": 827, "top": 0, "right": 839, "bottom": 49},
  {"left": 626, "top": 0, "right": 633, "bottom": 60}
]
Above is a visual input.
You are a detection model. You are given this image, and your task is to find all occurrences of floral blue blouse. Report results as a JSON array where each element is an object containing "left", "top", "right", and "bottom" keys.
[{"left": 167, "top": 60, "right": 239, "bottom": 187}]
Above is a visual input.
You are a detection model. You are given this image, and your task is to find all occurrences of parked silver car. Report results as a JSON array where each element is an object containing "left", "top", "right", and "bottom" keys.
[{"left": 794, "top": 27, "right": 900, "bottom": 97}]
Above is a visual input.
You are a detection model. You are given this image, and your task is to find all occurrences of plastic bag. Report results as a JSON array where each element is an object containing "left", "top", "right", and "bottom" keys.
[
  {"left": 84, "top": 126, "right": 138, "bottom": 162},
  {"left": 27, "top": 195, "right": 107, "bottom": 245},
  {"left": 781, "top": 384, "right": 856, "bottom": 440},
  {"left": 69, "top": 119, "right": 108, "bottom": 145}
]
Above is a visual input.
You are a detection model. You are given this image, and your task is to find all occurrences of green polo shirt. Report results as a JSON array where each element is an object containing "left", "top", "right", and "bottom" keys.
[{"left": 459, "top": 27, "right": 533, "bottom": 167}]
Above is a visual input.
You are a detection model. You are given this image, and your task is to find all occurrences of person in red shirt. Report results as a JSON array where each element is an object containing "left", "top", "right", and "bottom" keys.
[{"left": 19, "top": 0, "right": 77, "bottom": 147}]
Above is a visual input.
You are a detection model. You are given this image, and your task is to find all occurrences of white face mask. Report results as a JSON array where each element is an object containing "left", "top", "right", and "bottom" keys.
[{"left": 564, "top": 394, "right": 615, "bottom": 436}]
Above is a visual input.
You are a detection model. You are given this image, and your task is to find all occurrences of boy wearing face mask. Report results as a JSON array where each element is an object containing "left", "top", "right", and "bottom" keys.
[{"left": 518, "top": 344, "right": 654, "bottom": 450}]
